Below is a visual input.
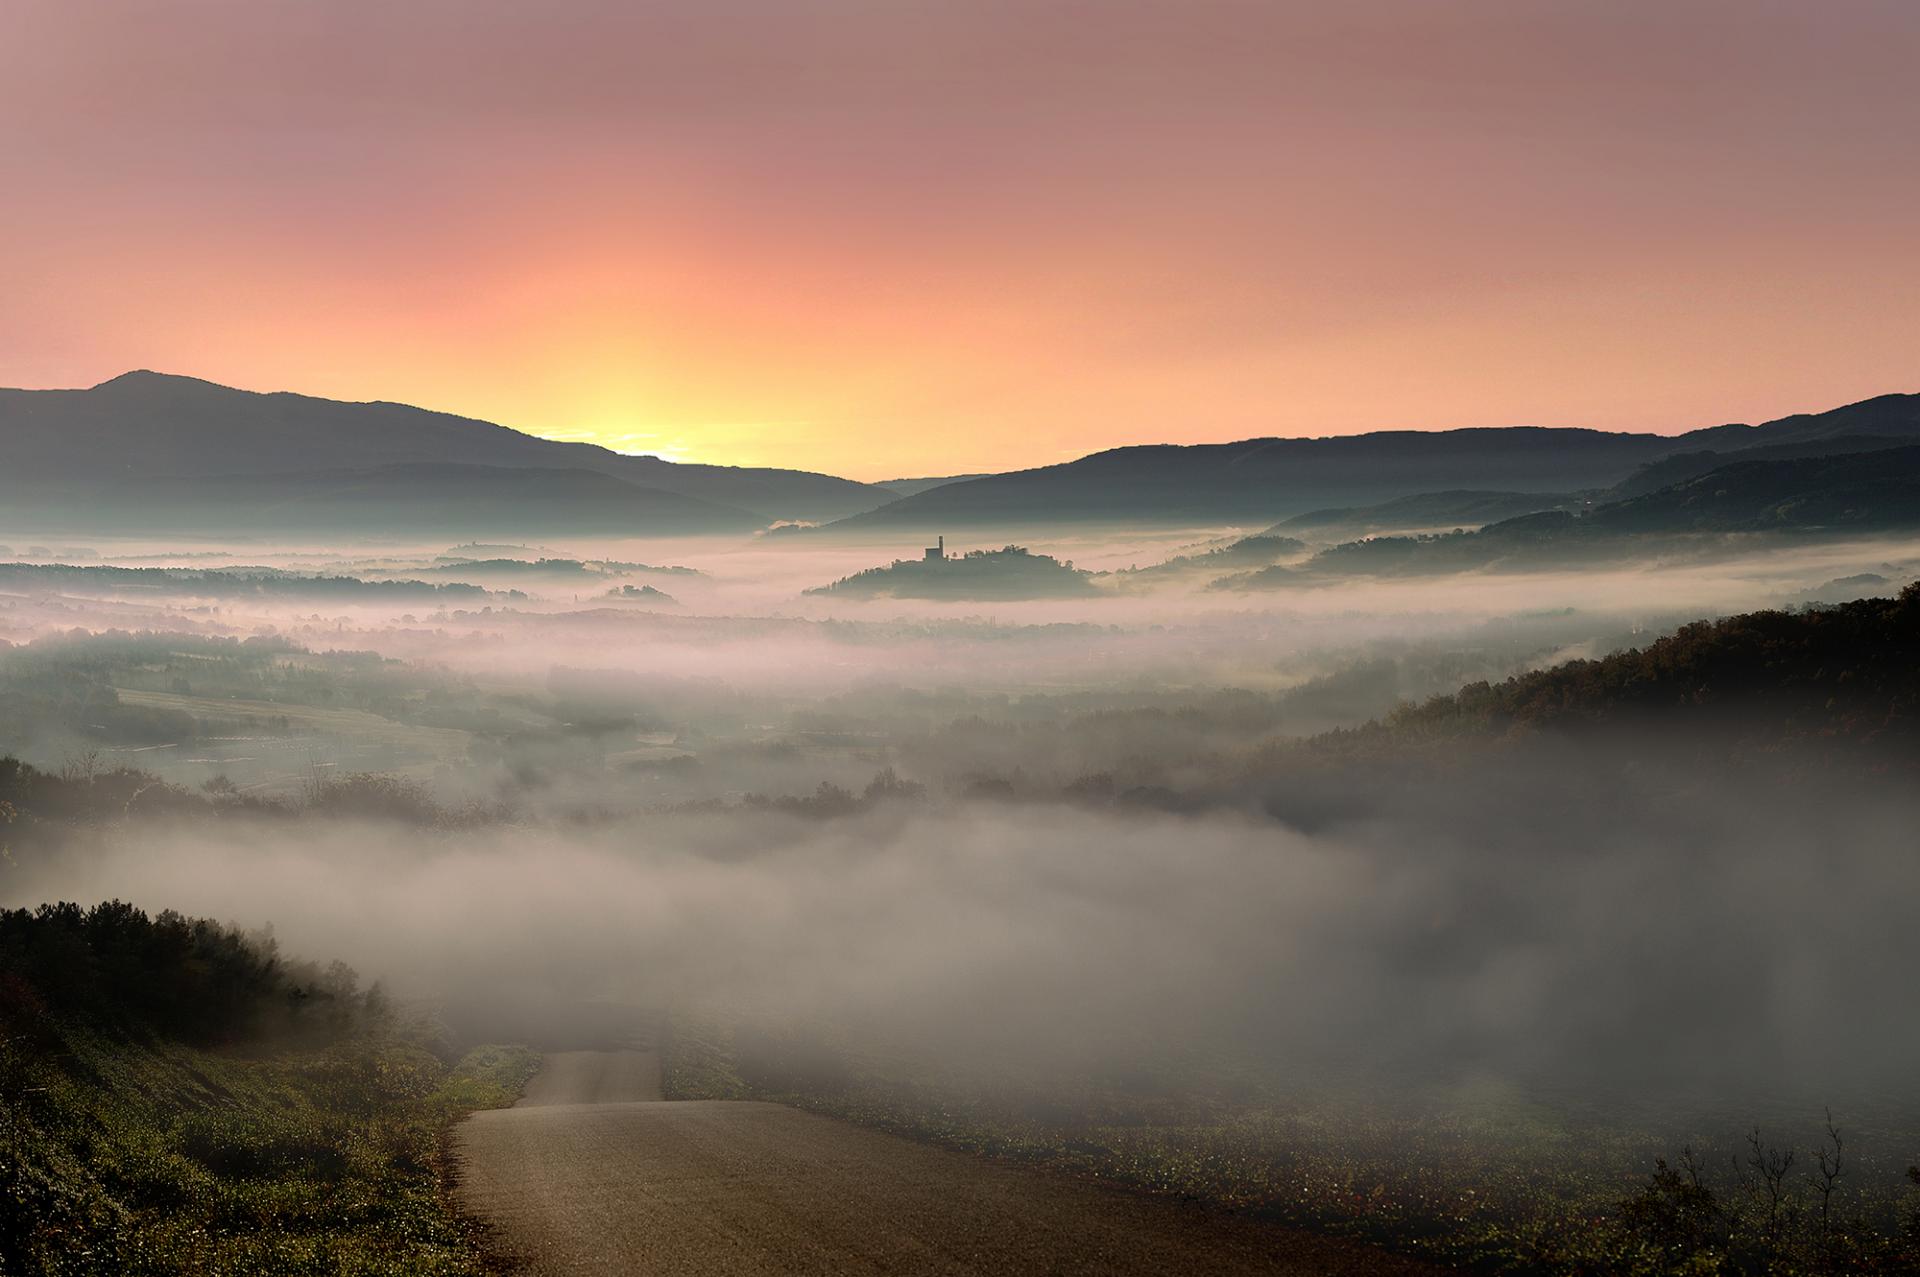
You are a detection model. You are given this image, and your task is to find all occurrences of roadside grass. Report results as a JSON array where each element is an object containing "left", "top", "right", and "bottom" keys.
[
  {"left": 1, "top": 1024, "right": 537, "bottom": 1275},
  {"left": 658, "top": 1009, "right": 750, "bottom": 1102},
  {"left": 661, "top": 1012, "right": 1920, "bottom": 1275}
]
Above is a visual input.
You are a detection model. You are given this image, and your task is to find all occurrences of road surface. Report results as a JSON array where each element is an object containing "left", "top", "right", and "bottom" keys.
[
  {"left": 454, "top": 1049, "right": 1436, "bottom": 1276},
  {"left": 513, "top": 1048, "right": 664, "bottom": 1107}
]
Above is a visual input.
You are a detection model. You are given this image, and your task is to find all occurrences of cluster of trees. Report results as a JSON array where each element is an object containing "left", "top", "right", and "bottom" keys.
[
  {"left": 738, "top": 768, "right": 927, "bottom": 817},
  {"left": 0, "top": 904, "right": 531, "bottom": 1274},
  {"left": 0, "top": 630, "right": 515, "bottom": 795},
  {"left": 1376, "top": 585, "right": 1920, "bottom": 751},
  {"left": 807, "top": 546, "right": 1098, "bottom": 599},
  {"left": 604, "top": 583, "right": 679, "bottom": 604},
  {"left": 1618, "top": 1127, "right": 1920, "bottom": 1275},
  {"left": 0, "top": 561, "right": 504, "bottom": 599},
  {"left": 0, "top": 900, "right": 381, "bottom": 1046},
  {"left": 0, "top": 630, "right": 417, "bottom": 752},
  {"left": 1012, "top": 590, "right": 1920, "bottom": 818},
  {"left": 0, "top": 754, "right": 231, "bottom": 825},
  {"left": 0, "top": 756, "right": 492, "bottom": 854},
  {"left": 0, "top": 631, "right": 284, "bottom": 749}
]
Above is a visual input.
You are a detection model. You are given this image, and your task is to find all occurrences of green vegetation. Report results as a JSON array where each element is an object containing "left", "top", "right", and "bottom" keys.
[
  {"left": 0, "top": 901, "right": 537, "bottom": 1275},
  {"left": 864, "top": 592, "right": 1920, "bottom": 811},
  {"left": 0, "top": 630, "right": 570, "bottom": 798},
  {"left": 602, "top": 584, "right": 678, "bottom": 605},
  {"left": 0, "top": 630, "right": 471, "bottom": 750},
  {"left": 112, "top": 687, "right": 469, "bottom": 759},
  {"left": 0, "top": 562, "right": 507, "bottom": 601},
  {"left": 0, "top": 755, "right": 478, "bottom": 841},
  {"left": 1336, "top": 584, "right": 1920, "bottom": 756},
  {"left": 806, "top": 546, "right": 1098, "bottom": 600},
  {"left": 658, "top": 1009, "right": 751, "bottom": 1103}
]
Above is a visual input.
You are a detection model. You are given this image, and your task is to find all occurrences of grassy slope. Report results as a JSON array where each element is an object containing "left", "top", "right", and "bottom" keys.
[
  {"left": 2, "top": 1025, "right": 536, "bottom": 1275},
  {"left": 112, "top": 687, "right": 471, "bottom": 760}
]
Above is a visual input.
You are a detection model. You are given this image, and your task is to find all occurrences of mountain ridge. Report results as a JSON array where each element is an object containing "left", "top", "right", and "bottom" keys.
[
  {"left": 828, "top": 393, "right": 1920, "bottom": 530},
  {"left": 6, "top": 373, "right": 1918, "bottom": 537},
  {"left": 0, "top": 371, "right": 891, "bottom": 527}
]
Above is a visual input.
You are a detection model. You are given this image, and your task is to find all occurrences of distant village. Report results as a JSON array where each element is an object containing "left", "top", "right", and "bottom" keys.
[{"left": 805, "top": 537, "right": 1094, "bottom": 599}]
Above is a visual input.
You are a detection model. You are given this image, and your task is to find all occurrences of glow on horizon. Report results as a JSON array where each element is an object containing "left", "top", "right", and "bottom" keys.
[
  {"left": 2, "top": 1, "right": 1917, "bottom": 481},
  {"left": 534, "top": 427, "right": 695, "bottom": 465}
]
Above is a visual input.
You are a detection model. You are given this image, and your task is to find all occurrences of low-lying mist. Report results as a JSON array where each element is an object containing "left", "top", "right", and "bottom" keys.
[
  {"left": 20, "top": 754, "right": 1919, "bottom": 1144},
  {"left": 5, "top": 526, "right": 1918, "bottom": 1190}
]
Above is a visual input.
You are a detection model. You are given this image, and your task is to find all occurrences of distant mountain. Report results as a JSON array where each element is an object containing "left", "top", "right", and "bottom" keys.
[
  {"left": 874, "top": 473, "right": 993, "bottom": 499},
  {"left": 1218, "top": 444, "right": 1920, "bottom": 586},
  {"left": 1605, "top": 435, "right": 1916, "bottom": 500},
  {"left": 9, "top": 373, "right": 1916, "bottom": 539},
  {"left": 0, "top": 461, "right": 764, "bottom": 538},
  {"left": 831, "top": 393, "right": 1920, "bottom": 531},
  {"left": 832, "top": 429, "right": 1663, "bottom": 531},
  {"left": 1590, "top": 445, "right": 1920, "bottom": 535},
  {"left": 0, "top": 372, "right": 894, "bottom": 532},
  {"left": 1672, "top": 391, "right": 1920, "bottom": 452}
]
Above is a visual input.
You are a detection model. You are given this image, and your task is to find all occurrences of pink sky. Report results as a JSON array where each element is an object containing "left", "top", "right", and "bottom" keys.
[{"left": 2, "top": 1, "right": 1916, "bottom": 479}]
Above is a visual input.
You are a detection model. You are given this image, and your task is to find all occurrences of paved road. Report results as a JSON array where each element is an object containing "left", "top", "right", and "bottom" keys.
[
  {"left": 455, "top": 1051, "right": 1436, "bottom": 1276},
  {"left": 514, "top": 1049, "right": 663, "bottom": 1107}
]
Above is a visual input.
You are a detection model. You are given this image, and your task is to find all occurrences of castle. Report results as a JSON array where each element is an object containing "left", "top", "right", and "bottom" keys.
[{"left": 924, "top": 536, "right": 946, "bottom": 562}]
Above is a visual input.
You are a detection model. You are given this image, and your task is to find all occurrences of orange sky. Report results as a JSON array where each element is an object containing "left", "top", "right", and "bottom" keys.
[{"left": 2, "top": 1, "right": 1917, "bottom": 481}]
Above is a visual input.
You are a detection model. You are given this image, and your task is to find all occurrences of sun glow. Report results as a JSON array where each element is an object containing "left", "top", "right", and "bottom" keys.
[{"left": 3, "top": 2, "right": 1917, "bottom": 480}]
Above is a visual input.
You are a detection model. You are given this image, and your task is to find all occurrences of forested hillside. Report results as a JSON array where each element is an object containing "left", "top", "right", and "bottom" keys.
[{"left": 1374, "top": 585, "right": 1920, "bottom": 750}]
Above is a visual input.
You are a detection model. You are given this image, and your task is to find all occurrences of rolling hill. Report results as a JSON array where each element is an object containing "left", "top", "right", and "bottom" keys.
[
  {"left": 0, "top": 371, "right": 894, "bottom": 532},
  {"left": 7, "top": 374, "right": 1917, "bottom": 541},
  {"left": 1603, "top": 433, "right": 1920, "bottom": 500},
  {"left": 1217, "top": 444, "right": 1920, "bottom": 586},
  {"left": 830, "top": 428, "right": 1666, "bottom": 530},
  {"left": 1590, "top": 445, "right": 1920, "bottom": 534},
  {"left": 806, "top": 545, "right": 1097, "bottom": 600},
  {"left": 1360, "top": 584, "right": 1920, "bottom": 753},
  {"left": 1264, "top": 490, "right": 1579, "bottom": 540},
  {"left": 832, "top": 394, "right": 1920, "bottom": 531}
]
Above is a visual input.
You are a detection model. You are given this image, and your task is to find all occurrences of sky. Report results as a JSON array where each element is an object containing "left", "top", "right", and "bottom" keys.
[{"left": 2, "top": 1, "right": 1917, "bottom": 481}]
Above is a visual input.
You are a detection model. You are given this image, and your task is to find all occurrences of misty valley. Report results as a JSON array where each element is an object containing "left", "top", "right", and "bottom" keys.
[
  {"left": 14, "top": 2, "right": 1920, "bottom": 1268},
  {"left": 0, "top": 374, "right": 1917, "bottom": 1275}
]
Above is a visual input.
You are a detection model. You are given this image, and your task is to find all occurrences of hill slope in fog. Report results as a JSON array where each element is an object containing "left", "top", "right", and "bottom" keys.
[
  {"left": 1372, "top": 585, "right": 1920, "bottom": 750},
  {"left": 1221, "top": 444, "right": 1920, "bottom": 584}
]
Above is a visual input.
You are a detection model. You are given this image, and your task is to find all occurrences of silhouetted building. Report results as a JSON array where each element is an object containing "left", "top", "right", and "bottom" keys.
[{"left": 924, "top": 536, "right": 945, "bottom": 562}]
